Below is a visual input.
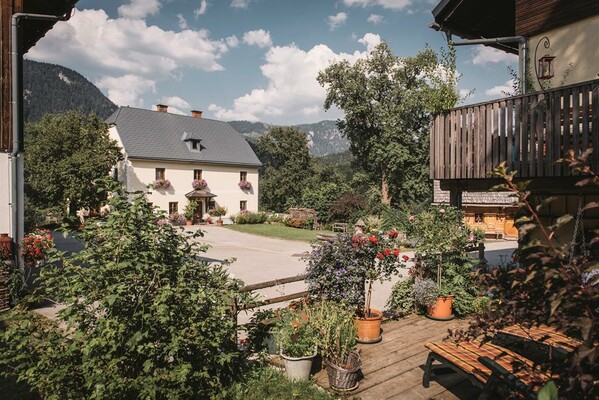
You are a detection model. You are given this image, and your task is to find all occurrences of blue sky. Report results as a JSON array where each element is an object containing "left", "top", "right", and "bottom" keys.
[{"left": 28, "top": 0, "right": 518, "bottom": 124}]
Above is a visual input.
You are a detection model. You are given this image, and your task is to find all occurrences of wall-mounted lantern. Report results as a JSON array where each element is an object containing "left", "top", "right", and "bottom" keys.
[{"left": 537, "top": 54, "right": 555, "bottom": 80}]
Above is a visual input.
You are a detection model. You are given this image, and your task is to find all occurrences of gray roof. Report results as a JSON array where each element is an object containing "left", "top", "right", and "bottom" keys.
[
  {"left": 107, "top": 107, "right": 261, "bottom": 167},
  {"left": 433, "top": 180, "right": 517, "bottom": 206}
]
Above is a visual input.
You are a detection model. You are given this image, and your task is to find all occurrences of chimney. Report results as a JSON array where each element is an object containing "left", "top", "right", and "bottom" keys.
[
  {"left": 191, "top": 110, "right": 203, "bottom": 118},
  {"left": 156, "top": 104, "right": 168, "bottom": 112}
]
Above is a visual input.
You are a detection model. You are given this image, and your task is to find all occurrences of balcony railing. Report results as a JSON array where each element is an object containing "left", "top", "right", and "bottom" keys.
[{"left": 430, "top": 79, "right": 599, "bottom": 180}]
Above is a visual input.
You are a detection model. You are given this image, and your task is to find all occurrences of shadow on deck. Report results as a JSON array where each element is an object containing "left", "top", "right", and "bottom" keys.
[{"left": 314, "top": 315, "right": 480, "bottom": 400}]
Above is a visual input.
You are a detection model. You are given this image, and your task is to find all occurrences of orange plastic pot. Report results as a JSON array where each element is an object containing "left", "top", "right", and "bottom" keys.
[
  {"left": 355, "top": 309, "right": 382, "bottom": 343},
  {"left": 426, "top": 296, "right": 454, "bottom": 320}
]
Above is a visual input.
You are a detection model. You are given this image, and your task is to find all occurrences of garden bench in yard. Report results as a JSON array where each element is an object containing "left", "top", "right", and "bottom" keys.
[{"left": 332, "top": 222, "right": 348, "bottom": 233}]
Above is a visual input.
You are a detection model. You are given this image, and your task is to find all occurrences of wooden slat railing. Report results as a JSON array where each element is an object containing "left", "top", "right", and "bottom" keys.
[{"left": 430, "top": 79, "right": 599, "bottom": 180}]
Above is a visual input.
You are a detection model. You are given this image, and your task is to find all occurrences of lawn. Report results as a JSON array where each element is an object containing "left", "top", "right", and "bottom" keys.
[{"left": 225, "top": 224, "right": 335, "bottom": 242}]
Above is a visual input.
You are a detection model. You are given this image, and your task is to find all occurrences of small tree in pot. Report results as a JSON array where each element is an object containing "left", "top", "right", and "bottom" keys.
[
  {"left": 209, "top": 206, "right": 227, "bottom": 226},
  {"left": 183, "top": 200, "right": 198, "bottom": 225}
]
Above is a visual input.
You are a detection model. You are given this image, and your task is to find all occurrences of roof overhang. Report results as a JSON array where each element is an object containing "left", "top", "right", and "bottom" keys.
[
  {"left": 21, "top": 1, "right": 79, "bottom": 53},
  {"left": 431, "top": 0, "right": 519, "bottom": 54},
  {"left": 185, "top": 189, "right": 217, "bottom": 199}
]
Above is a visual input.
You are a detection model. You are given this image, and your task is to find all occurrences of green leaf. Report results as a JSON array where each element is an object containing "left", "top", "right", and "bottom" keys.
[{"left": 537, "top": 381, "right": 558, "bottom": 400}]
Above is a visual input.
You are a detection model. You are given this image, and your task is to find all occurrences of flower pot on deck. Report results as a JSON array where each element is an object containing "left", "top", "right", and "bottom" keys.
[
  {"left": 426, "top": 295, "right": 454, "bottom": 320},
  {"left": 355, "top": 309, "right": 382, "bottom": 343},
  {"left": 281, "top": 350, "right": 317, "bottom": 381},
  {"left": 325, "top": 350, "right": 361, "bottom": 391}
]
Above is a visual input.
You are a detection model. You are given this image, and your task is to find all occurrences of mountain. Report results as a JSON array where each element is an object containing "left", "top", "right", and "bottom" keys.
[
  {"left": 228, "top": 119, "right": 349, "bottom": 157},
  {"left": 23, "top": 59, "right": 117, "bottom": 123},
  {"left": 21, "top": 60, "right": 349, "bottom": 156}
]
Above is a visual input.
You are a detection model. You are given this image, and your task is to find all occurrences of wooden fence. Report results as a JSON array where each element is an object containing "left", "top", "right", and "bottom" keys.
[{"left": 430, "top": 79, "right": 599, "bottom": 180}]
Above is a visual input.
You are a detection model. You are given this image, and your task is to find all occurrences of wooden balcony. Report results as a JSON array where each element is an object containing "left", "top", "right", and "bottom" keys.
[{"left": 430, "top": 80, "right": 599, "bottom": 182}]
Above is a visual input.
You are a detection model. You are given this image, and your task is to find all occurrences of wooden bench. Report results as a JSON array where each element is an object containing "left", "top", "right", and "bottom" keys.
[{"left": 332, "top": 222, "right": 349, "bottom": 233}]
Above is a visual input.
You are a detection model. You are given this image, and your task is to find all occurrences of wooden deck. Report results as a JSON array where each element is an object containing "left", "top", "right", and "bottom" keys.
[{"left": 314, "top": 315, "right": 480, "bottom": 400}]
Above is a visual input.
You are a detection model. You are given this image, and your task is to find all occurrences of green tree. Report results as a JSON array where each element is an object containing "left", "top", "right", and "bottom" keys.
[
  {"left": 318, "top": 42, "right": 460, "bottom": 205},
  {"left": 24, "top": 110, "right": 121, "bottom": 216},
  {"left": 256, "top": 126, "right": 315, "bottom": 212},
  {"left": 0, "top": 188, "right": 245, "bottom": 398}
]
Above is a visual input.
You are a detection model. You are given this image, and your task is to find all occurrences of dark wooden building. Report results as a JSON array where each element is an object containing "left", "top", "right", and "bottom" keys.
[{"left": 430, "top": 0, "right": 599, "bottom": 241}]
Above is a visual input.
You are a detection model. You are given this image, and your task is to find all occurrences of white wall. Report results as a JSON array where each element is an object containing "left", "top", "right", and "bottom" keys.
[
  {"left": 0, "top": 153, "right": 11, "bottom": 234},
  {"left": 125, "top": 159, "right": 259, "bottom": 218},
  {"left": 530, "top": 15, "right": 599, "bottom": 90}
]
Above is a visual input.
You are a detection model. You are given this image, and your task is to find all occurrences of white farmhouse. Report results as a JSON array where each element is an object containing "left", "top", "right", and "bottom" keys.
[{"left": 107, "top": 105, "right": 261, "bottom": 220}]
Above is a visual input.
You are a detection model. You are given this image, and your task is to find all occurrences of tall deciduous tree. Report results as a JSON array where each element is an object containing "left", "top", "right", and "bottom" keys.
[
  {"left": 255, "top": 126, "right": 314, "bottom": 212},
  {"left": 24, "top": 111, "right": 121, "bottom": 215},
  {"left": 318, "top": 42, "right": 460, "bottom": 205}
]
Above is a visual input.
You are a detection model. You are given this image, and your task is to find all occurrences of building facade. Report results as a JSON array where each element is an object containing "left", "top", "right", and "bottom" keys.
[{"left": 108, "top": 105, "right": 261, "bottom": 221}]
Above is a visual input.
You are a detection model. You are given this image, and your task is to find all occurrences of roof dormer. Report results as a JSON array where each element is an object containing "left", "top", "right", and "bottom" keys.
[{"left": 182, "top": 131, "right": 203, "bottom": 152}]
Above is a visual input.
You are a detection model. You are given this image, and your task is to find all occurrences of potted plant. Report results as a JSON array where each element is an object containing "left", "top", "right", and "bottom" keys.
[
  {"left": 168, "top": 212, "right": 185, "bottom": 226},
  {"left": 183, "top": 201, "right": 198, "bottom": 225},
  {"left": 192, "top": 179, "right": 207, "bottom": 190},
  {"left": 153, "top": 179, "right": 171, "bottom": 189},
  {"left": 238, "top": 180, "right": 251, "bottom": 190},
  {"left": 310, "top": 301, "right": 361, "bottom": 391},
  {"left": 413, "top": 278, "right": 440, "bottom": 315},
  {"left": 409, "top": 206, "right": 470, "bottom": 320},
  {"left": 209, "top": 206, "right": 227, "bottom": 226},
  {"left": 274, "top": 304, "right": 318, "bottom": 381},
  {"left": 305, "top": 232, "right": 405, "bottom": 343}
]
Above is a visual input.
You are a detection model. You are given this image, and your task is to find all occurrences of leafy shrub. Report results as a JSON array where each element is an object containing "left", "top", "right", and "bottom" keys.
[
  {"left": 232, "top": 211, "right": 267, "bottom": 224},
  {"left": 266, "top": 213, "right": 288, "bottom": 224},
  {"left": 308, "top": 301, "right": 357, "bottom": 367},
  {"left": 0, "top": 188, "right": 245, "bottom": 399},
  {"left": 328, "top": 191, "right": 366, "bottom": 223},
  {"left": 471, "top": 296, "right": 490, "bottom": 317},
  {"left": 386, "top": 278, "right": 416, "bottom": 317},
  {"left": 285, "top": 217, "right": 307, "bottom": 229}
]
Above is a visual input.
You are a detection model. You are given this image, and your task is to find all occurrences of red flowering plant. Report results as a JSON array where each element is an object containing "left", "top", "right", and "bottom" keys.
[
  {"left": 21, "top": 228, "right": 54, "bottom": 266},
  {"left": 306, "top": 230, "right": 405, "bottom": 318}
]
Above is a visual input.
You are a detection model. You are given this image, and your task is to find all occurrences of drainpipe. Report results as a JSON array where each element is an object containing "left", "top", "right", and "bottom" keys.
[
  {"left": 11, "top": 10, "right": 73, "bottom": 266},
  {"left": 448, "top": 36, "right": 528, "bottom": 95}
]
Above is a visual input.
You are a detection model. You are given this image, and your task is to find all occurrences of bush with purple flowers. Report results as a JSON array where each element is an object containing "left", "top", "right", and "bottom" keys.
[{"left": 305, "top": 231, "right": 405, "bottom": 316}]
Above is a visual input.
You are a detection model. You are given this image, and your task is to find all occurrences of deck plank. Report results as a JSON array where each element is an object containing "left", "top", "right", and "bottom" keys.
[{"left": 314, "top": 316, "right": 475, "bottom": 399}]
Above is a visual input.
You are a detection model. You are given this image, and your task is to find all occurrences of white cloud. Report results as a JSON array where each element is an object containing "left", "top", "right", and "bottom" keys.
[
  {"left": 226, "top": 35, "right": 240, "bottom": 48},
  {"left": 367, "top": 14, "right": 384, "bottom": 24},
  {"left": 208, "top": 39, "right": 378, "bottom": 122},
  {"left": 158, "top": 96, "right": 191, "bottom": 115},
  {"left": 472, "top": 46, "right": 518, "bottom": 65},
  {"left": 342, "top": 0, "right": 412, "bottom": 10},
  {"left": 242, "top": 29, "right": 272, "bottom": 48},
  {"left": 194, "top": 0, "right": 208, "bottom": 17},
  {"left": 177, "top": 14, "right": 188, "bottom": 29},
  {"left": 231, "top": 0, "right": 250, "bottom": 9},
  {"left": 328, "top": 12, "right": 348, "bottom": 31},
  {"left": 29, "top": 9, "right": 229, "bottom": 77},
  {"left": 118, "top": 0, "right": 161, "bottom": 19},
  {"left": 485, "top": 80, "right": 515, "bottom": 97},
  {"left": 160, "top": 95, "right": 191, "bottom": 109},
  {"left": 357, "top": 32, "right": 381, "bottom": 51},
  {"left": 29, "top": 8, "right": 230, "bottom": 110},
  {"left": 97, "top": 75, "right": 156, "bottom": 107}
]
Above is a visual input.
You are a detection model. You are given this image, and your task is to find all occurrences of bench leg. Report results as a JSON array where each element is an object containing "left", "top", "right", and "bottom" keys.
[{"left": 422, "top": 352, "right": 435, "bottom": 388}]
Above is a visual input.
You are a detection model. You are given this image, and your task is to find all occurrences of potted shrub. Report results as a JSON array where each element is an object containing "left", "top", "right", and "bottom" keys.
[
  {"left": 310, "top": 301, "right": 361, "bottom": 391},
  {"left": 413, "top": 278, "right": 440, "bottom": 315},
  {"left": 305, "top": 232, "right": 405, "bottom": 343},
  {"left": 183, "top": 201, "right": 198, "bottom": 225},
  {"left": 209, "top": 206, "right": 227, "bottom": 226},
  {"left": 274, "top": 305, "right": 318, "bottom": 381},
  {"left": 168, "top": 212, "right": 185, "bottom": 226},
  {"left": 409, "top": 206, "right": 470, "bottom": 320}
]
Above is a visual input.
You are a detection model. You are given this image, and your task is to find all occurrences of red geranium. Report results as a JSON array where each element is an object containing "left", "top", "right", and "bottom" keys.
[
  {"left": 394, "top": 249, "right": 400, "bottom": 257},
  {"left": 389, "top": 230, "right": 398, "bottom": 238},
  {"left": 376, "top": 253, "right": 384, "bottom": 260}
]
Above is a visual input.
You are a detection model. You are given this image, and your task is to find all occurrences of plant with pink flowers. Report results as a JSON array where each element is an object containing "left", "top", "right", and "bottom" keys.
[
  {"left": 192, "top": 179, "right": 207, "bottom": 190},
  {"left": 21, "top": 228, "right": 54, "bottom": 266}
]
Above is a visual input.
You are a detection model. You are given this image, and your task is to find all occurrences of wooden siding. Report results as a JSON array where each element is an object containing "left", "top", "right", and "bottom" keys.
[
  {"left": 516, "top": 0, "right": 599, "bottom": 37},
  {"left": 430, "top": 79, "right": 599, "bottom": 181}
]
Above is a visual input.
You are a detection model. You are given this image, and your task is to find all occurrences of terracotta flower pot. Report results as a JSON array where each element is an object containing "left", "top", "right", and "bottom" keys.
[
  {"left": 216, "top": 219, "right": 224, "bottom": 226},
  {"left": 426, "top": 295, "right": 454, "bottom": 320},
  {"left": 185, "top": 220, "right": 193, "bottom": 226},
  {"left": 354, "top": 309, "right": 383, "bottom": 343}
]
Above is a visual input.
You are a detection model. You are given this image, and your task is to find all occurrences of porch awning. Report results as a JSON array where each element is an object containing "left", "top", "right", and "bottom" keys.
[{"left": 185, "top": 189, "right": 217, "bottom": 198}]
